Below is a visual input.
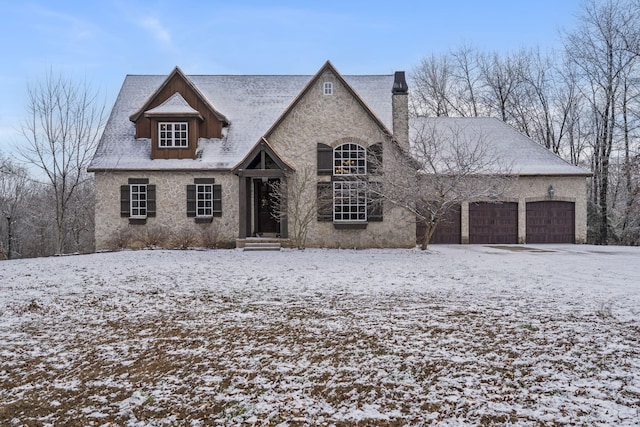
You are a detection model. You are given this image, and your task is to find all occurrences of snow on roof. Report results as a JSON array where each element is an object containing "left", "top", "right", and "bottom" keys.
[
  {"left": 409, "top": 117, "right": 591, "bottom": 176},
  {"left": 89, "top": 73, "right": 395, "bottom": 171},
  {"left": 144, "top": 92, "right": 201, "bottom": 116}
]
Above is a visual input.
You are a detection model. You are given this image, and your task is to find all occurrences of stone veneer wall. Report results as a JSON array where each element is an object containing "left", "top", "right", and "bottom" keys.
[
  {"left": 93, "top": 171, "right": 238, "bottom": 250},
  {"left": 267, "top": 69, "right": 415, "bottom": 248}
]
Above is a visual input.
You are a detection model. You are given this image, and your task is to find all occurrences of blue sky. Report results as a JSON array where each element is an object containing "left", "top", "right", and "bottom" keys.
[{"left": 0, "top": 0, "right": 583, "bottom": 154}]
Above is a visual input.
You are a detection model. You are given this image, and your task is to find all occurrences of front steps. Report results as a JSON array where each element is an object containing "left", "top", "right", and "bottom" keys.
[{"left": 236, "top": 237, "right": 290, "bottom": 251}]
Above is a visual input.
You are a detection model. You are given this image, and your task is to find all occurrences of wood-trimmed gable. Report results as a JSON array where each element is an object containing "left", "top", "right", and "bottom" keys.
[
  {"left": 233, "top": 138, "right": 295, "bottom": 177},
  {"left": 129, "top": 66, "right": 229, "bottom": 140}
]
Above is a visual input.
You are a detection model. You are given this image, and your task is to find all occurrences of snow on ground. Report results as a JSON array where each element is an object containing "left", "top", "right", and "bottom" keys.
[{"left": 0, "top": 245, "right": 639, "bottom": 426}]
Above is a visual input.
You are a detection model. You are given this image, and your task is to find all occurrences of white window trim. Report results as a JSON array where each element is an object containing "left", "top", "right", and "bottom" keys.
[
  {"left": 323, "top": 82, "right": 333, "bottom": 95},
  {"left": 333, "top": 143, "right": 367, "bottom": 176},
  {"left": 333, "top": 181, "right": 367, "bottom": 222},
  {"left": 196, "top": 184, "right": 213, "bottom": 218},
  {"left": 130, "top": 184, "right": 147, "bottom": 219},
  {"left": 158, "top": 122, "right": 188, "bottom": 148}
]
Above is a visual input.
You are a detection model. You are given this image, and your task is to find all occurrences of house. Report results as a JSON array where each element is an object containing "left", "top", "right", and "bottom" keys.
[{"left": 88, "top": 61, "right": 590, "bottom": 249}]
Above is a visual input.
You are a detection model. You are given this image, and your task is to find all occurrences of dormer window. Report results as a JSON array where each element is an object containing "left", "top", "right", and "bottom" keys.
[
  {"left": 159, "top": 122, "right": 188, "bottom": 148},
  {"left": 323, "top": 82, "right": 333, "bottom": 95}
]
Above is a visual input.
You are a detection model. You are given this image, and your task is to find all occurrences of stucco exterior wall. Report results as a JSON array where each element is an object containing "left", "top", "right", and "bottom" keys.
[
  {"left": 94, "top": 171, "right": 238, "bottom": 250},
  {"left": 458, "top": 175, "right": 588, "bottom": 244},
  {"left": 266, "top": 69, "right": 415, "bottom": 248}
]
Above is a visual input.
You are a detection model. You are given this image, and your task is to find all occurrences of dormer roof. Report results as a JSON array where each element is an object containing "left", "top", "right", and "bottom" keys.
[
  {"left": 144, "top": 92, "right": 203, "bottom": 119},
  {"left": 130, "top": 66, "right": 228, "bottom": 125}
]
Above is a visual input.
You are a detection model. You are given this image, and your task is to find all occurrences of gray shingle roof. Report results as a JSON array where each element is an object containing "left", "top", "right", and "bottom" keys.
[
  {"left": 89, "top": 73, "right": 394, "bottom": 171},
  {"left": 409, "top": 117, "right": 591, "bottom": 176}
]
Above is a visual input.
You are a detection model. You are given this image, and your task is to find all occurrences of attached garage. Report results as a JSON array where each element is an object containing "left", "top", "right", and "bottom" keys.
[
  {"left": 469, "top": 202, "right": 518, "bottom": 244},
  {"left": 526, "top": 201, "right": 575, "bottom": 243}
]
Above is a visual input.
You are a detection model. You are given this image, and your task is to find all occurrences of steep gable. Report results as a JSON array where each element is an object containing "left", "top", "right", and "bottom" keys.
[
  {"left": 130, "top": 66, "right": 228, "bottom": 140},
  {"left": 263, "top": 61, "right": 393, "bottom": 142}
]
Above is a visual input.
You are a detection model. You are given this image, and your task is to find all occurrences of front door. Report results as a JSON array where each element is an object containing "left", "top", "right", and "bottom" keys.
[{"left": 255, "top": 179, "right": 279, "bottom": 236}]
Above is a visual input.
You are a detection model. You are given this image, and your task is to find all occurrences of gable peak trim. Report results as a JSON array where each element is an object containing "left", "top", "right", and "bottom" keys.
[{"left": 129, "top": 66, "right": 229, "bottom": 125}]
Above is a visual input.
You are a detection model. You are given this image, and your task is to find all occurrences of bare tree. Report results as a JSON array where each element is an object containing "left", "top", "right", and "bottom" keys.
[
  {"left": 564, "top": 0, "right": 640, "bottom": 244},
  {"left": 269, "top": 167, "right": 320, "bottom": 249},
  {"left": 19, "top": 71, "right": 106, "bottom": 254},
  {"left": 479, "top": 51, "right": 524, "bottom": 123},
  {"left": 0, "top": 155, "right": 32, "bottom": 259},
  {"left": 371, "top": 120, "right": 513, "bottom": 250}
]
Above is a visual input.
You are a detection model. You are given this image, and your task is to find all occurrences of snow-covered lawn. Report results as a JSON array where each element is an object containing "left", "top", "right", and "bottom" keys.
[{"left": 1, "top": 245, "right": 639, "bottom": 426}]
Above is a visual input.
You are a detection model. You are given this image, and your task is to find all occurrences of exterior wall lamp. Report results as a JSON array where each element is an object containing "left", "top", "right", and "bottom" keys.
[{"left": 548, "top": 185, "right": 555, "bottom": 199}]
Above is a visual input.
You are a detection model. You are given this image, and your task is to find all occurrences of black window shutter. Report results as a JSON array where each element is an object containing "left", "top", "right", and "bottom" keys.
[
  {"left": 317, "top": 143, "right": 333, "bottom": 175},
  {"left": 120, "top": 185, "right": 130, "bottom": 217},
  {"left": 368, "top": 143, "right": 383, "bottom": 175},
  {"left": 186, "top": 185, "right": 196, "bottom": 217},
  {"left": 368, "top": 182, "right": 383, "bottom": 222},
  {"left": 317, "top": 182, "right": 333, "bottom": 221},
  {"left": 147, "top": 185, "right": 156, "bottom": 217},
  {"left": 213, "top": 185, "right": 222, "bottom": 217}
]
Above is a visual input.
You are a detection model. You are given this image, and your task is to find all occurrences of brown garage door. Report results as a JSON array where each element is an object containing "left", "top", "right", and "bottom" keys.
[
  {"left": 469, "top": 202, "right": 518, "bottom": 244},
  {"left": 416, "top": 205, "right": 461, "bottom": 244},
  {"left": 526, "top": 201, "right": 575, "bottom": 243}
]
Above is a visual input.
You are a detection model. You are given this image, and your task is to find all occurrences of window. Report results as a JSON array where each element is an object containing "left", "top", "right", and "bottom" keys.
[
  {"left": 317, "top": 142, "right": 383, "bottom": 225},
  {"left": 187, "top": 179, "right": 222, "bottom": 222},
  {"left": 159, "top": 122, "right": 188, "bottom": 147},
  {"left": 196, "top": 184, "right": 213, "bottom": 218},
  {"left": 120, "top": 178, "right": 156, "bottom": 223},
  {"left": 323, "top": 82, "right": 333, "bottom": 95},
  {"left": 334, "top": 143, "right": 366, "bottom": 175},
  {"left": 334, "top": 181, "right": 367, "bottom": 222},
  {"left": 130, "top": 184, "right": 147, "bottom": 218}
]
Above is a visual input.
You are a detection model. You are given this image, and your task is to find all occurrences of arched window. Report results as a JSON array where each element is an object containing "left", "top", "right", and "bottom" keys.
[{"left": 333, "top": 143, "right": 366, "bottom": 176}]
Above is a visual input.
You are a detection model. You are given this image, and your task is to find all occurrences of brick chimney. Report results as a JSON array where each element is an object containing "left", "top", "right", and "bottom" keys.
[{"left": 392, "top": 71, "right": 409, "bottom": 151}]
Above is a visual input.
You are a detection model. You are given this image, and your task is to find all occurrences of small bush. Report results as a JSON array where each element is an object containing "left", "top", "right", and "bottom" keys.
[{"left": 171, "top": 227, "right": 198, "bottom": 250}]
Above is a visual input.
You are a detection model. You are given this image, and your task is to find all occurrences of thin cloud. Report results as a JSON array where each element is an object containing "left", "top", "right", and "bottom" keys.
[{"left": 139, "top": 17, "right": 172, "bottom": 46}]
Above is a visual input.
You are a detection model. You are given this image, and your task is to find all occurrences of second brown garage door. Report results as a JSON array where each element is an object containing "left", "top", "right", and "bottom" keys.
[
  {"left": 469, "top": 202, "right": 518, "bottom": 244},
  {"left": 526, "top": 201, "right": 575, "bottom": 243}
]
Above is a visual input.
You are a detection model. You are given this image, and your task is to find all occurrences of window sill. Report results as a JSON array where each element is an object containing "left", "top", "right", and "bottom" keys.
[
  {"left": 333, "top": 221, "right": 367, "bottom": 230},
  {"left": 195, "top": 217, "right": 213, "bottom": 224},
  {"left": 128, "top": 218, "right": 147, "bottom": 225}
]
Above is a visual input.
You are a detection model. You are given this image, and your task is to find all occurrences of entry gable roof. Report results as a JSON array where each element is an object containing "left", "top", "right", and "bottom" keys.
[
  {"left": 129, "top": 66, "right": 228, "bottom": 125},
  {"left": 263, "top": 60, "right": 393, "bottom": 141},
  {"left": 233, "top": 137, "right": 295, "bottom": 174}
]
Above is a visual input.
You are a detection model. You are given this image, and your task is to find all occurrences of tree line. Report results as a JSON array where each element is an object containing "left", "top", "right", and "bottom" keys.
[{"left": 0, "top": 72, "right": 103, "bottom": 259}]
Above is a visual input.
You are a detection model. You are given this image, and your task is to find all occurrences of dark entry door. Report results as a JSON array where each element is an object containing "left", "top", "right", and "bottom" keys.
[
  {"left": 469, "top": 202, "right": 518, "bottom": 244},
  {"left": 255, "top": 180, "right": 279, "bottom": 235}
]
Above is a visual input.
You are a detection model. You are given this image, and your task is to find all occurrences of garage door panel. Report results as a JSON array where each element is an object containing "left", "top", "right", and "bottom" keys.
[
  {"left": 416, "top": 205, "right": 461, "bottom": 244},
  {"left": 526, "top": 201, "right": 574, "bottom": 243},
  {"left": 469, "top": 202, "right": 518, "bottom": 244}
]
